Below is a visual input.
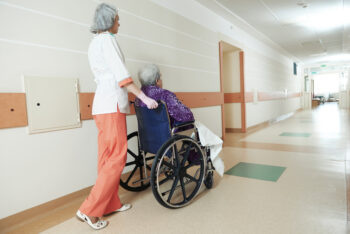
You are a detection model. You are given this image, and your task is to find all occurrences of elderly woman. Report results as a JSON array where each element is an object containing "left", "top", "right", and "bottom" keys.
[
  {"left": 136, "top": 64, "right": 225, "bottom": 175},
  {"left": 76, "top": 3, "right": 158, "bottom": 230},
  {"left": 135, "top": 64, "right": 194, "bottom": 126}
]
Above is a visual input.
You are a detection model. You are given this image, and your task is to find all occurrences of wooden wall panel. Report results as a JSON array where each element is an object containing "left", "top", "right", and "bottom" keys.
[
  {"left": 245, "top": 92, "right": 254, "bottom": 103},
  {"left": 258, "top": 91, "right": 285, "bottom": 101},
  {"left": 0, "top": 91, "right": 301, "bottom": 128},
  {"left": 258, "top": 91, "right": 301, "bottom": 102},
  {"left": 0, "top": 93, "right": 28, "bottom": 129},
  {"left": 79, "top": 93, "right": 94, "bottom": 120},
  {"left": 239, "top": 51, "right": 246, "bottom": 133},
  {"left": 176, "top": 92, "right": 223, "bottom": 108},
  {"left": 288, "top": 92, "right": 302, "bottom": 98},
  {"left": 224, "top": 91, "right": 302, "bottom": 103},
  {"left": 224, "top": 93, "right": 241, "bottom": 103},
  {"left": 79, "top": 92, "right": 223, "bottom": 120},
  {"left": 128, "top": 93, "right": 136, "bottom": 115},
  {"left": 0, "top": 92, "right": 224, "bottom": 126},
  {"left": 219, "top": 41, "right": 225, "bottom": 140}
]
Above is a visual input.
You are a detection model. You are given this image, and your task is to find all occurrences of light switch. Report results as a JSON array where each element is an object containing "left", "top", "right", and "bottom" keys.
[{"left": 24, "top": 76, "right": 81, "bottom": 134}]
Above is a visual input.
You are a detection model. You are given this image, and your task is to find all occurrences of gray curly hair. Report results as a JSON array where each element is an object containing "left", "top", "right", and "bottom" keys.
[
  {"left": 138, "top": 64, "right": 161, "bottom": 86},
  {"left": 91, "top": 3, "right": 118, "bottom": 34}
]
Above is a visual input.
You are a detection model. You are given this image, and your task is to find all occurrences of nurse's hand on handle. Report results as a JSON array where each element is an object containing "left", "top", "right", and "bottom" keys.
[
  {"left": 125, "top": 82, "right": 158, "bottom": 109},
  {"left": 137, "top": 92, "right": 158, "bottom": 109}
]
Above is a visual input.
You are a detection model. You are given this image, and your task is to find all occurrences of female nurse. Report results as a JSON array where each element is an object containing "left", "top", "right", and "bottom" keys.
[{"left": 76, "top": 3, "right": 158, "bottom": 230}]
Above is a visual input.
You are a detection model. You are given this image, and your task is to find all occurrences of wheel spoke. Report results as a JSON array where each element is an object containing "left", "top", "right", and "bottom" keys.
[
  {"left": 167, "top": 176, "right": 179, "bottom": 202},
  {"left": 181, "top": 142, "right": 193, "bottom": 166},
  {"left": 184, "top": 173, "right": 198, "bottom": 183},
  {"left": 173, "top": 144, "right": 180, "bottom": 167},
  {"left": 184, "top": 162, "right": 197, "bottom": 170},
  {"left": 159, "top": 176, "right": 171, "bottom": 185},
  {"left": 125, "top": 166, "right": 138, "bottom": 184},
  {"left": 125, "top": 161, "right": 137, "bottom": 167},
  {"left": 145, "top": 156, "right": 155, "bottom": 161},
  {"left": 127, "top": 149, "right": 138, "bottom": 159},
  {"left": 162, "top": 160, "right": 175, "bottom": 170},
  {"left": 180, "top": 176, "right": 187, "bottom": 201}
]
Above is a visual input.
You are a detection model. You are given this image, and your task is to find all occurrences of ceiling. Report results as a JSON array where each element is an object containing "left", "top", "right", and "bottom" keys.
[{"left": 196, "top": 0, "right": 350, "bottom": 68}]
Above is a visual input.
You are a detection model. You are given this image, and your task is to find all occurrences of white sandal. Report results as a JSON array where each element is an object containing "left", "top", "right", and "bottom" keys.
[
  {"left": 116, "top": 204, "right": 132, "bottom": 212},
  {"left": 104, "top": 204, "right": 132, "bottom": 216},
  {"left": 76, "top": 210, "right": 108, "bottom": 230}
]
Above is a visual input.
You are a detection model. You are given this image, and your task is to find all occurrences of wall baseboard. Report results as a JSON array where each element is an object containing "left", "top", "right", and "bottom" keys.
[
  {"left": 246, "top": 109, "right": 302, "bottom": 133},
  {"left": 0, "top": 166, "right": 142, "bottom": 232},
  {"left": 225, "top": 128, "right": 242, "bottom": 133},
  {"left": 0, "top": 186, "right": 92, "bottom": 232},
  {"left": 246, "top": 121, "right": 270, "bottom": 133}
]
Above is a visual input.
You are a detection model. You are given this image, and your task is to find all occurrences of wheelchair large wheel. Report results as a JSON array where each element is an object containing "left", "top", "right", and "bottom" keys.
[
  {"left": 150, "top": 135, "right": 205, "bottom": 208},
  {"left": 120, "top": 131, "right": 154, "bottom": 192}
]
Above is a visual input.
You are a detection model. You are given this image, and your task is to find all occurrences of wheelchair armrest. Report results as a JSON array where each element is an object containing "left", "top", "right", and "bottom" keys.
[
  {"left": 171, "top": 121, "right": 195, "bottom": 134},
  {"left": 173, "top": 121, "right": 194, "bottom": 128}
]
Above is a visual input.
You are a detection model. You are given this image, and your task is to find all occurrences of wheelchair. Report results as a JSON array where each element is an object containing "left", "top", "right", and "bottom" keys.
[{"left": 120, "top": 101, "right": 214, "bottom": 209}]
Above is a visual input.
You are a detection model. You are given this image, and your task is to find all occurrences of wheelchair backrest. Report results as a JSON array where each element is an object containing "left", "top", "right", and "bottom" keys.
[{"left": 134, "top": 101, "right": 172, "bottom": 154}]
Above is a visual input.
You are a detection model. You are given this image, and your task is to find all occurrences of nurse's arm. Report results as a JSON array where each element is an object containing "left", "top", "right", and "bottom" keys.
[{"left": 125, "top": 82, "right": 158, "bottom": 109}]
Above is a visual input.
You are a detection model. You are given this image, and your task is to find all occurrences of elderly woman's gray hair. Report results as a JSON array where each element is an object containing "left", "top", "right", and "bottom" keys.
[
  {"left": 138, "top": 64, "right": 161, "bottom": 86},
  {"left": 91, "top": 3, "right": 118, "bottom": 34}
]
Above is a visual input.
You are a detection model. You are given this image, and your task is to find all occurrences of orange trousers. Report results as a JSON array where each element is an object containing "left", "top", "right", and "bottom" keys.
[{"left": 79, "top": 111, "right": 127, "bottom": 217}]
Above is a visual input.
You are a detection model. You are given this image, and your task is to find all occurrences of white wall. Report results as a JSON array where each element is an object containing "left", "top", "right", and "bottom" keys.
[
  {"left": 302, "top": 92, "right": 312, "bottom": 109},
  {"left": 224, "top": 104, "right": 241, "bottom": 129},
  {"left": 153, "top": 0, "right": 302, "bottom": 128},
  {"left": 339, "top": 70, "right": 350, "bottom": 109},
  {"left": 0, "top": 0, "right": 220, "bottom": 219},
  {"left": 244, "top": 50, "right": 303, "bottom": 127},
  {"left": 0, "top": 0, "right": 301, "bottom": 218}
]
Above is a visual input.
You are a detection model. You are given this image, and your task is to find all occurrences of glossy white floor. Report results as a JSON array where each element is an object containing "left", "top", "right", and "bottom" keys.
[{"left": 42, "top": 103, "right": 349, "bottom": 234}]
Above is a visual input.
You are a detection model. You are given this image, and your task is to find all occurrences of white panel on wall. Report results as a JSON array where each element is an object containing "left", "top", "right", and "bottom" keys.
[{"left": 24, "top": 76, "right": 81, "bottom": 134}]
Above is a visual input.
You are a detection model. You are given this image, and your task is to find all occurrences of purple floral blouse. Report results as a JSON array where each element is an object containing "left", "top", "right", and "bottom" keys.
[{"left": 135, "top": 85, "right": 194, "bottom": 126}]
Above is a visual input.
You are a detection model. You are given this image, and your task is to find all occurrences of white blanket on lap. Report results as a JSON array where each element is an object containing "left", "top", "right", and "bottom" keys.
[{"left": 194, "top": 121, "right": 224, "bottom": 176}]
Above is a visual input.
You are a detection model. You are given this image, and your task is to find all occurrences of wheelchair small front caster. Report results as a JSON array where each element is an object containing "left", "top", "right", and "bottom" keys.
[{"left": 204, "top": 171, "right": 213, "bottom": 189}]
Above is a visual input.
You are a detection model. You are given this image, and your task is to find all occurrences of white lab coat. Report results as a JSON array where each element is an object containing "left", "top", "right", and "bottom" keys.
[{"left": 88, "top": 32, "right": 132, "bottom": 115}]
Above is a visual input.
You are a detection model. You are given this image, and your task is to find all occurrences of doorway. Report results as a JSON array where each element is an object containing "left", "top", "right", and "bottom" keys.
[
  {"left": 219, "top": 41, "right": 246, "bottom": 138},
  {"left": 312, "top": 72, "right": 341, "bottom": 108}
]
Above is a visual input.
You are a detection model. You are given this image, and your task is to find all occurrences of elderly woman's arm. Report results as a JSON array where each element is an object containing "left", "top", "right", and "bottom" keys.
[{"left": 164, "top": 90, "right": 194, "bottom": 123}]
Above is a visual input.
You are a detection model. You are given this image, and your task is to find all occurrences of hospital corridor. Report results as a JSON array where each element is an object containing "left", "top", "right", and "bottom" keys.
[
  {"left": 2, "top": 103, "right": 349, "bottom": 233},
  {"left": 1, "top": 0, "right": 350, "bottom": 233}
]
